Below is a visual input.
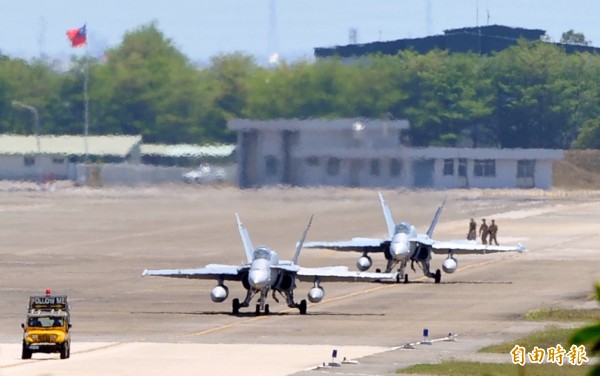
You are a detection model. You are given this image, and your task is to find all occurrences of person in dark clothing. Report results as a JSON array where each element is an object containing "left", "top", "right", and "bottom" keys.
[
  {"left": 479, "top": 218, "right": 489, "bottom": 245},
  {"left": 467, "top": 218, "right": 477, "bottom": 240},
  {"left": 488, "top": 219, "right": 499, "bottom": 245}
]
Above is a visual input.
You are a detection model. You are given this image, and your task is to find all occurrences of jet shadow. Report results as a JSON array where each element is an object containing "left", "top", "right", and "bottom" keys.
[{"left": 133, "top": 311, "right": 384, "bottom": 317}]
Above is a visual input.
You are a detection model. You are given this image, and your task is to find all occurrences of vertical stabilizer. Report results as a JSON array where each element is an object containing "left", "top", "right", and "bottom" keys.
[
  {"left": 236, "top": 213, "right": 255, "bottom": 264},
  {"left": 293, "top": 215, "right": 313, "bottom": 264},
  {"left": 378, "top": 192, "right": 396, "bottom": 239},
  {"left": 426, "top": 196, "right": 446, "bottom": 238}
]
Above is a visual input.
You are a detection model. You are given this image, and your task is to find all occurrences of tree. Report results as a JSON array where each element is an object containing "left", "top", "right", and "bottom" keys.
[
  {"left": 570, "top": 284, "right": 600, "bottom": 375},
  {"left": 560, "top": 30, "right": 590, "bottom": 46},
  {"left": 91, "top": 21, "right": 216, "bottom": 143}
]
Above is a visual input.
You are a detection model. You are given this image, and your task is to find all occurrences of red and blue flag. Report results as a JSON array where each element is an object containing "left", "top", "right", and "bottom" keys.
[{"left": 66, "top": 24, "right": 87, "bottom": 47}]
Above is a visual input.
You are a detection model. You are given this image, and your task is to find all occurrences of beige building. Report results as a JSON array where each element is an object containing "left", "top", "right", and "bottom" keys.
[{"left": 228, "top": 119, "right": 563, "bottom": 189}]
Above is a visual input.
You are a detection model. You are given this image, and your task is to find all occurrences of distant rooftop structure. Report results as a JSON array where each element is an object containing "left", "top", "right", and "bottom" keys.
[
  {"left": 315, "top": 24, "right": 600, "bottom": 59},
  {"left": 141, "top": 144, "right": 235, "bottom": 159},
  {"left": 0, "top": 135, "right": 141, "bottom": 158}
]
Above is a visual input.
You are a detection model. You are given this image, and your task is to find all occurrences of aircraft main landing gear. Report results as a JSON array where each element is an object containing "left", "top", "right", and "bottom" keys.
[{"left": 434, "top": 269, "right": 442, "bottom": 284}]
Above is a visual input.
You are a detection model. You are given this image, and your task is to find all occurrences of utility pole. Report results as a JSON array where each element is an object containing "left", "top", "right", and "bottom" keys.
[{"left": 12, "top": 101, "right": 42, "bottom": 185}]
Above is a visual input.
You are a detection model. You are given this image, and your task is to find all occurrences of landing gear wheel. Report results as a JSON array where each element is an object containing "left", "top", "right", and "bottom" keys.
[
  {"left": 21, "top": 342, "right": 31, "bottom": 359},
  {"left": 255, "top": 304, "right": 261, "bottom": 314},
  {"left": 375, "top": 268, "right": 381, "bottom": 273},
  {"left": 404, "top": 274, "right": 409, "bottom": 284},
  {"left": 434, "top": 269, "right": 442, "bottom": 284},
  {"left": 298, "top": 299, "right": 307, "bottom": 315},
  {"left": 265, "top": 304, "right": 270, "bottom": 315},
  {"left": 60, "top": 341, "right": 70, "bottom": 359},
  {"left": 232, "top": 298, "right": 240, "bottom": 315}
]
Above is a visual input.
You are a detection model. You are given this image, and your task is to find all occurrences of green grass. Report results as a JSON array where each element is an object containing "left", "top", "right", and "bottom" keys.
[
  {"left": 399, "top": 360, "right": 590, "bottom": 376},
  {"left": 479, "top": 326, "right": 577, "bottom": 354},
  {"left": 524, "top": 308, "right": 600, "bottom": 322}
]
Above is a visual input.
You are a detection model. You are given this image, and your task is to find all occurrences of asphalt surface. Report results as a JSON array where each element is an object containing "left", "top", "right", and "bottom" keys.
[{"left": 0, "top": 185, "right": 598, "bottom": 375}]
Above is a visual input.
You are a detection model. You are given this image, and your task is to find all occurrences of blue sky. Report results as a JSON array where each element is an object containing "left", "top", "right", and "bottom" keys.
[{"left": 1, "top": 0, "right": 599, "bottom": 64}]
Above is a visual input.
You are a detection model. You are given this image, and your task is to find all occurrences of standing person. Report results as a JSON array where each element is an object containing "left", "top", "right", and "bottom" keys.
[
  {"left": 479, "top": 218, "right": 489, "bottom": 245},
  {"left": 488, "top": 219, "right": 499, "bottom": 245},
  {"left": 467, "top": 218, "right": 477, "bottom": 240}
]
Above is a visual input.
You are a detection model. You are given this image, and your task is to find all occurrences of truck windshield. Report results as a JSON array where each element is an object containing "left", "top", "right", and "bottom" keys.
[{"left": 28, "top": 317, "right": 64, "bottom": 327}]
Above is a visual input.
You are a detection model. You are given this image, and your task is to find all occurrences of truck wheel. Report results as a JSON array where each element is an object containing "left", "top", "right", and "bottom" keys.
[
  {"left": 21, "top": 342, "right": 31, "bottom": 359},
  {"left": 60, "top": 341, "right": 70, "bottom": 359}
]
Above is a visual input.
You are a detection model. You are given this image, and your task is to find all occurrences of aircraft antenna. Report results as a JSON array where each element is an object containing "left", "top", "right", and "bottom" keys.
[
  {"left": 268, "top": 0, "right": 279, "bottom": 64},
  {"left": 426, "top": 0, "right": 432, "bottom": 35}
]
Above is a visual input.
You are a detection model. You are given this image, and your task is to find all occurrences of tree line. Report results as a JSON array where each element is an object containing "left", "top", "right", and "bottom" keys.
[{"left": 1, "top": 22, "right": 600, "bottom": 149}]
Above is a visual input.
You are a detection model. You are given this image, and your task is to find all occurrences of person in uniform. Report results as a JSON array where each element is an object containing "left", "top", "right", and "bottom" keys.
[
  {"left": 467, "top": 218, "right": 477, "bottom": 240},
  {"left": 488, "top": 219, "right": 499, "bottom": 245},
  {"left": 479, "top": 218, "right": 489, "bottom": 245}
]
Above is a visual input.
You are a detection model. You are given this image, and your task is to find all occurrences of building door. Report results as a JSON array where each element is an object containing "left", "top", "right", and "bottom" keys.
[
  {"left": 516, "top": 159, "right": 535, "bottom": 188},
  {"left": 412, "top": 159, "right": 434, "bottom": 188},
  {"left": 349, "top": 159, "right": 363, "bottom": 187},
  {"left": 239, "top": 130, "right": 258, "bottom": 188},
  {"left": 458, "top": 158, "right": 468, "bottom": 188}
]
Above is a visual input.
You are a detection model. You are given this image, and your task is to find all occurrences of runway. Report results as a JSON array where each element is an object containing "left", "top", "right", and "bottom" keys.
[{"left": 0, "top": 185, "right": 598, "bottom": 375}]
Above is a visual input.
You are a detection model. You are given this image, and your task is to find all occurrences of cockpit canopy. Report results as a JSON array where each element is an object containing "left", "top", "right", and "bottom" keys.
[
  {"left": 394, "top": 222, "right": 416, "bottom": 237},
  {"left": 253, "top": 247, "right": 272, "bottom": 261}
]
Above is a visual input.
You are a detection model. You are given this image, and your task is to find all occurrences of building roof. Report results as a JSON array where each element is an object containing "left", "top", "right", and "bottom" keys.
[
  {"left": 315, "top": 24, "right": 600, "bottom": 59},
  {"left": 228, "top": 118, "right": 410, "bottom": 132},
  {"left": 0, "top": 135, "right": 141, "bottom": 156},
  {"left": 141, "top": 144, "right": 235, "bottom": 158}
]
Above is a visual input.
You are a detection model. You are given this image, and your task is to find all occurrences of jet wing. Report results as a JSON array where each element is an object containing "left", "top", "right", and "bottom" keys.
[
  {"left": 302, "top": 237, "right": 389, "bottom": 253},
  {"left": 142, "top": 264, "right": 248, "bottom": 281},
  {"left": 274, "top": 264, "right": 397, "bottom": 283},
  {"left": 430, "top": 240, "right": 525, "bottom": 255}
]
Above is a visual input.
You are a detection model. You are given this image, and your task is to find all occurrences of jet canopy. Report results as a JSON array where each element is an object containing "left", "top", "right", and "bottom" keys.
[
  {"left": 253, "top": 247, "right": 272, "bottom": 260},
  {"left": 394, "top": 222, "right": 414, "bottom": 235}
]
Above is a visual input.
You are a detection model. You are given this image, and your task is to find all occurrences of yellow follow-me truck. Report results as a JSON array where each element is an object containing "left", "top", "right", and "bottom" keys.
[{"left": 21, "top": 290, "right": 71, "bottom": 359}]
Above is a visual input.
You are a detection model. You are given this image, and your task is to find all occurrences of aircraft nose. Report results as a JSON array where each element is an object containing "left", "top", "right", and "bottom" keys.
[
  {"left": 248, "top": 270, "right": 269, "bottom": 289},
  {"left": 390, "top": 240, "right": 409, "bottom": 259}
]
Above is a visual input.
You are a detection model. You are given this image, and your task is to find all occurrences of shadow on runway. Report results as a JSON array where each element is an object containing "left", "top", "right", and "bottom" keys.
[
  {"left": 133, "top": 311, "right": 385, "bottom": 317},
  {"left": 401, "top": 280, "right": 513, "bottom": 285},
  {"left": 436, "top": 281, "right": 513, "bottom": 285}
]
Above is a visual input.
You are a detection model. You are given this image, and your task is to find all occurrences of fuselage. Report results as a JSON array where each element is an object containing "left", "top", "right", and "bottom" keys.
[
  {"left": 248, "top": 247, "right": 279, "bottom": 289},
  {"left": 389, "top": 222, "right": 418, "bottom": 260}
]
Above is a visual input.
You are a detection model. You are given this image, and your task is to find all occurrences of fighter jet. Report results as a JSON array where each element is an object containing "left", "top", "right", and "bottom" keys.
[
  {"left": 303, "top": 193, "right": 525, "bottom": 284},
  {"left": 142, "top": 214, "right": 397, "bottom": 315}
]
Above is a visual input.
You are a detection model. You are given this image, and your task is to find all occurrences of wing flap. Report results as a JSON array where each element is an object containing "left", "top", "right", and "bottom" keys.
[
  {"left": 142, "top": 264, "right": 247, "bottom": 281},
  {"left": 431, "top": 240, "right": 525, "bottom": 255},
  {"left": 303, "top": 238, "right": 388, "bottom": 253},
  {"left": 295, "top": 266, "right": 398, "bottom": 282}
]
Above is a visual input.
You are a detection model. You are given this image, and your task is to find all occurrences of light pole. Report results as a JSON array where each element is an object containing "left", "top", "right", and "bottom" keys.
[{"left": 12, "top": 100, "right": 42, "bottom": 184}]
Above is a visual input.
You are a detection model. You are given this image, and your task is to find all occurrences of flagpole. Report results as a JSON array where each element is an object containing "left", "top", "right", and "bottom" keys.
[{"left": 83, "top": 32, "right": 89, "bottom": 162}]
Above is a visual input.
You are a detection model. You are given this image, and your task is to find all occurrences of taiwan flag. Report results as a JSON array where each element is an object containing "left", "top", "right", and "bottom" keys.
[{"left": 66, "top": 24, "right": 87, "bottom": 47}]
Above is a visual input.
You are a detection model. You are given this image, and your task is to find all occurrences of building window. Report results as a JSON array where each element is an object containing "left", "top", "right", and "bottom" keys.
[
  {"left": 24, "top": 156, "right": 35, "bottom": 166},
  {"left": 390, "top": 159, "right": 402, "bottom": 177},
  {"left": 517, "top": 160, "right": 535, "bottom": 178},
  {"left": 474, "top": 159, "right": 496, "bottom": 177},
  {"left": 443, "top": 159, "right": 454, "bottom": 176},
  {"left": 305, "top": 156, "right": 320, "bottom": 166},
  {"left": 265, "top": 155, "right": 278, "bottom": 176},
  {"left": 370, "top": 159, "right": 380, "bottom": 176},
  {"left": 458, "top": 158, "right": 467, "bottom": 177},
  {"left": 327, "top": 158, "right": 340, "bottom": 176}
]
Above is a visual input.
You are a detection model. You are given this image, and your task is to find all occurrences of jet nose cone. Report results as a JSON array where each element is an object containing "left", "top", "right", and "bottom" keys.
[
  {"left": 248, "top": 270, "right": 268, "bottom": 289},
  {"left": 390, "top": 241, "right": 409, "bottom": 258}
]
